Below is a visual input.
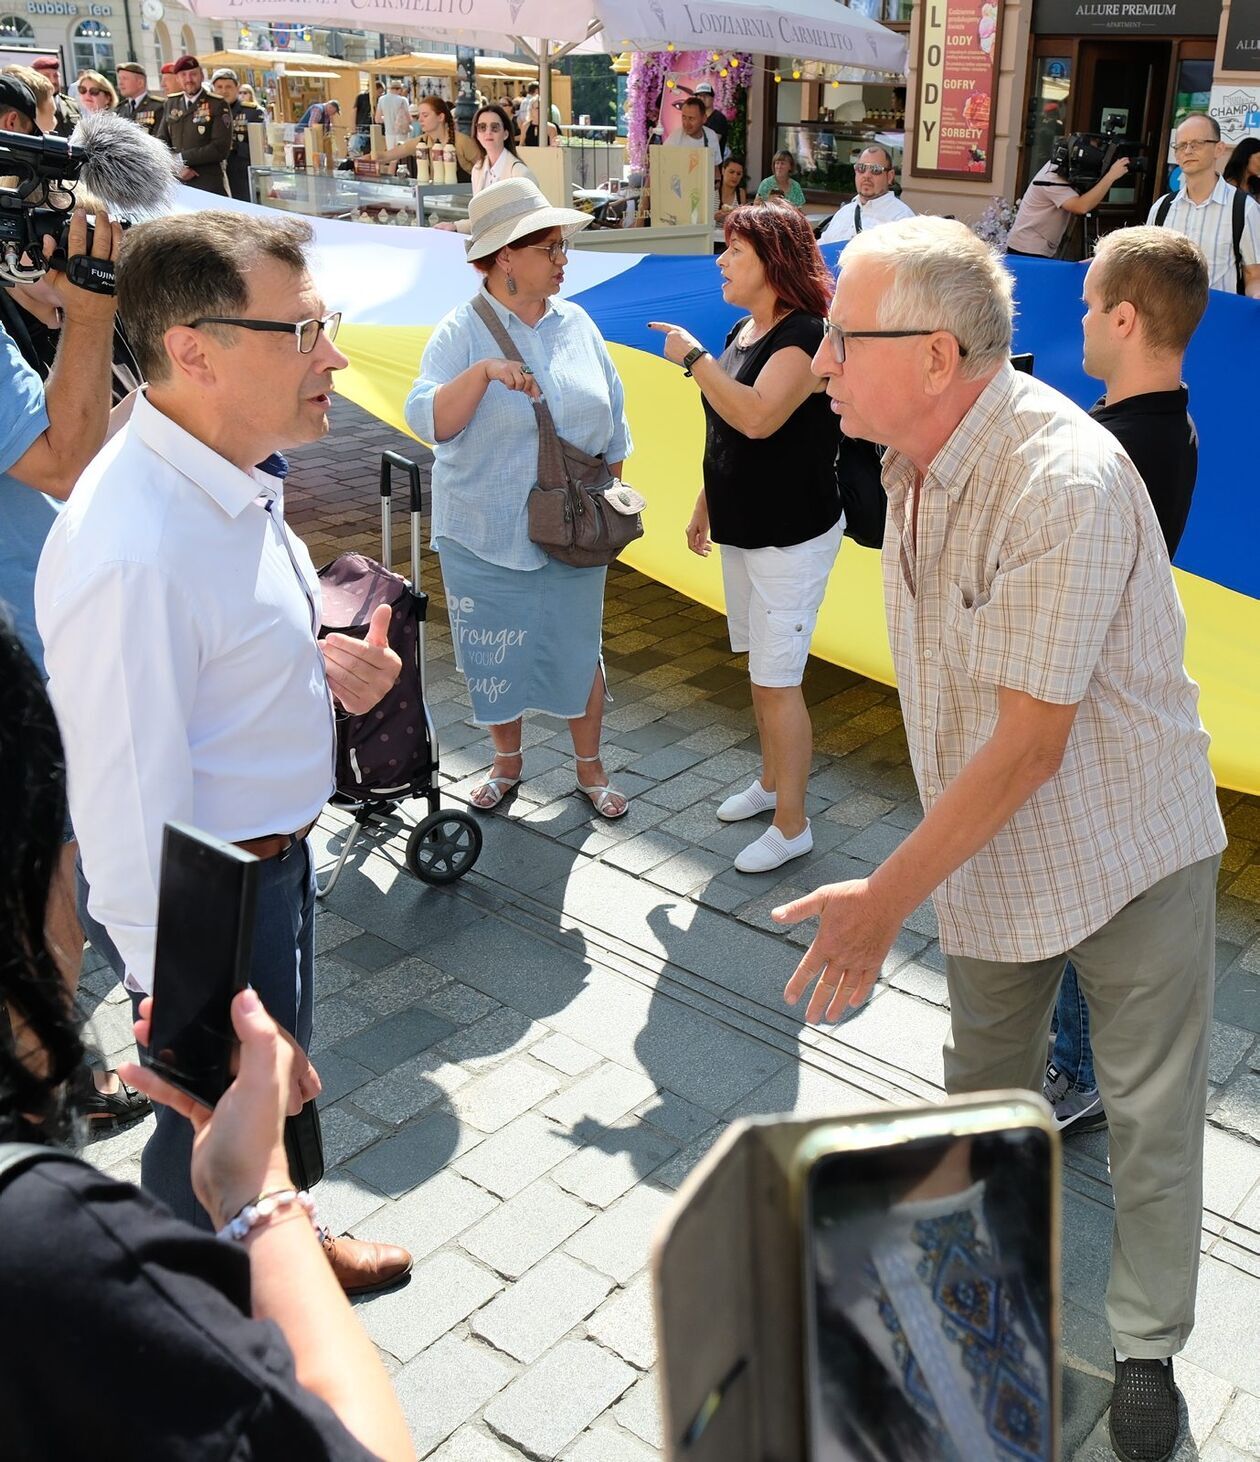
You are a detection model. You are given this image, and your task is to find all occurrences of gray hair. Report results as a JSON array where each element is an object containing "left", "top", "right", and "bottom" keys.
[
  {"left": 118, "top": 212, "right": 313, "bottom": 382},
  {"left": 841, "top": 216, "right": 1013, "bottom": 377}
]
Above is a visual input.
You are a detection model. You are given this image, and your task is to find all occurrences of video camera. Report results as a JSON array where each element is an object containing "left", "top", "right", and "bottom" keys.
[
  {"left": 0, "top": 112, "right": 179, "bottom": 293},
  {"left": 1048, "top": 114, "right": 1145, "bottom": 194}
]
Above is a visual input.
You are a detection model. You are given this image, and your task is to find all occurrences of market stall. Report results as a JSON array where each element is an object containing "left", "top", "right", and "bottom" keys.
[{"left": 195, "top": 48, "right": 364, "bottom": 126}]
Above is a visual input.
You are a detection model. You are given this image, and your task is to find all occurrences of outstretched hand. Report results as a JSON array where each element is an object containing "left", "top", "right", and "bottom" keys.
[
  {"left": 322, "top": 602, "right": 401, "bottom": 714},
  {"left": 773, "top": 878, "right": 902, "bottom": 1023},
  {"left": 648, "top": 321, "right": 702, "bottom": 367}
]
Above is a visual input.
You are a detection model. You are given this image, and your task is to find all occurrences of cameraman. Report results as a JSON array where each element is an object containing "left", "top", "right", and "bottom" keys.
[{"left": 1005, "top": 151, "right": 1131, "bottom": 259}]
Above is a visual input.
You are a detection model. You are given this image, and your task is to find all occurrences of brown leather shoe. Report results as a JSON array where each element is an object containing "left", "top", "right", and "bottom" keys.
[{"left": 322, "top": 1231, "right": 413, "bottom": 1296}]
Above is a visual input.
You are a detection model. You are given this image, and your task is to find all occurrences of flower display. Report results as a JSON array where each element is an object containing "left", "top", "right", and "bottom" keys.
[
  {"left": 626, "top": 50, "right": 752, "bottom": 167},
  {"left": 972, "top": 195, "right": 1018, "bottom": 250}
]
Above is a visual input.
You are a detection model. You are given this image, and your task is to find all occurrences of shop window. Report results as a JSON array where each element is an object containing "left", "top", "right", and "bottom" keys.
[
  {"left": 0, "top": 14, "right": 35, "bottom": 39},
  {"left": 180, "top": 24, "right": 195, "bottom": 55},
  {"left": 72, "top": 20, "right": 114, "bottom": 79},
  {"left": 154, "top": 20, "right": 171, "bottom": 67},
  {"left": 1025, "top": 57, "right": 1070, "bottom": 178}
]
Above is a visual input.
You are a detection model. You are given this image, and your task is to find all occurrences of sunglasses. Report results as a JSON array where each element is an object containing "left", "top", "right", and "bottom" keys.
[
  {"left": 853, "top": 162, "right": 890, "bottom": 174},
  {"left": 78, "top": 87, "right": 106, "bottom": 97}
]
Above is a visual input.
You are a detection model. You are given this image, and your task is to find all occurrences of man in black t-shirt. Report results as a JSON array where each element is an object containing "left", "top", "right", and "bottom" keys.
[
  {"left": 1046, "top": 224, "right": 1211, "bottom": 1137},
  {"left": 693, "top": 82, "right": 728, "bottom": 158}
]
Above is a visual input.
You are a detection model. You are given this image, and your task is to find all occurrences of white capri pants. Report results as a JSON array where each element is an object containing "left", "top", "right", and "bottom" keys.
[{"left": 719, "top": 520, "right": 842, "bottom": 688}]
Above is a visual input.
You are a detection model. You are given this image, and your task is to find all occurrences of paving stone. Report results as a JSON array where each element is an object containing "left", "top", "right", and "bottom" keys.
[
  {"left": 453, "top": 1111, "right": 573, "bottom": 1199},
  {"left": 1210, "top": 1022, "right": 1256, "bottom": 1087},
  {"left": 635, "top": 1089, "right": 716, "bottom": 1143},
  {"left": 627, "top": 745, "right": 710, "bottom": 781},
  {"left": 427, "top": 1424, "right": 523, "bottom": 1460},
  {"left": 470, "top": 1252, "right": 614, "bottom": 1363},
  {"left": 351, "top": 955, "right": 452, "bottom": 1015},
  {"left": 320, "top": 1104, "right": 383, "bottom": 1167},
  {"left": 552, "top": 1121, "right": 679, "bottom": 1208},
  {"left": 336, "top": 931, "right": 408, "bottom": 972},
  {"left": 356, "top": 1250, "right": 504, "bottom": 1365},
  {"left": 483, "top": 1338, "right": 636, "bottom": 1459},
  {"left": 436, "top": 1006, "right": 551, "bottom": 1073},
  {"left": 542, "top": 1064, "right": 657, "bottom": 1130},
  {"left": 421, "top": 979, "right": 502, "bottom": 1026},
  {"left": 347, "top": 1109, "right": 479, "bottom": 1198},
  {"left": 644, "top": 846, "right": 731, "bottom": 896},
  {"left": 1180, "top": 1254, "right": 1260, "bottom": 1393},
  {"left": 313, "top": 910, "right": 360, "bottom": 955},
  {"left": 1211, "top": 1072, "right": 1260, "bottom": 1144},
  {"left": 564, "top": 1186, "right": 676, "bottom": 1284},
  {"left": 563, "top": 1418, "right": 660, "bottom": 1461},
  {"left": 309, "top": 993, "right": 377, "bottom": 1054},
  {"left": 612, "top": 1376, "right": 664, "bottom": 1450},
  {"left": 461, "top": 1178, "right": 595, "bottom": 1279},
  {"left": 449, "top": 1057, "right": 564, "bottom": 1133},
  {"left": 334, "top": 1005, "right": 456, "bottom": 1075},
  {"left": 889, "top": 959, "right": 951, "bottom": 1007},
  {"left": 1215, "top": 969, "right": 1260, "bottom": 1033},
  {"left": 585, "top": 1274, "right": 657, "bottom": 1370},
  {"left": 1217, "top": 1391, "right": 1260, "bottom": 1450},
  {"left": 314, "top": 1170, "right": 389, "bottom": 1236},
  {"left": 639, "top": 770, "right": 723, "bottom": 812},
  {"left": 355, "top": 1169, "right": 497, "bottom": 1259},
  {"left": 532, "top": 1032, "right": 602, "bottom": 1076},
  {"left": 603, "top": 830, "right": 691, "bottom": 876},
  {"left": 351, "top": 1047, "right": 472, "bottom": 1126},
  {"left": 313, "top": 954, "right": 359, "bottom": 1001}
]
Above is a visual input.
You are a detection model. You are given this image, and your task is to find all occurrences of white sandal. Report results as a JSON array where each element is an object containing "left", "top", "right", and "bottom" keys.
[
  {"left": 471, "top": 750, "right": 523, "bottom": 811},
  {"left": 575, "top": 753, "right": 629, "bottom": 820}
]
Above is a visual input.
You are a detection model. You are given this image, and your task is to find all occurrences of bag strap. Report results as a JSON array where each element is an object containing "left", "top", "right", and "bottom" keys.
[
  {"left": 470, "top": 293, "right": 568, "bottom": 490},
  {"left": 853, "top": 202, "right": 863, "bottom": 234},
  {"left": 1153, "top": 192, "right": 1173, "bottom": 227},
  {"left": 0, "top": 1142, "right": 89, "bottom": 1194},
  {"left": 1232, "top": 185, "right": 1247, "bottom": 295}
]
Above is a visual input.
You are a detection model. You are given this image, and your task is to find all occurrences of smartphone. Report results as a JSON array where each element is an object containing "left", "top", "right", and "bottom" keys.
[
  {"left": 797, "top": 1101, "right": 1058, "bottom": 1462},
  {"left": 145, "top": 823, "right": 260, "bottom": 1108}
]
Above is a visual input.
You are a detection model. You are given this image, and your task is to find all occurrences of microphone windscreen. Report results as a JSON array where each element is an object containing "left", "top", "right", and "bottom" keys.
[{"left": 70, "top": 109, "right": 181, "bottom": 220}]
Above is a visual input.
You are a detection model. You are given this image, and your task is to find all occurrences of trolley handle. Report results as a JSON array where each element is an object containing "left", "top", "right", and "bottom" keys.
[{"left": 379, "top": 451, "right": 424, "bottom": 516}]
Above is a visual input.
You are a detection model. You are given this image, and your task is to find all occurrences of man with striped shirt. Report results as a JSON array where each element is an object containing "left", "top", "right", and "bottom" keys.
[{"left": 1149, "top": 112, "right": 1260, "bottom": 296}]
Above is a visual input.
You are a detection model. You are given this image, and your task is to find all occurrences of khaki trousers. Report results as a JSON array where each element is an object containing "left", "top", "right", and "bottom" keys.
[{"left": 943, "top": 855, "right": 1219, "bottom": 1358}]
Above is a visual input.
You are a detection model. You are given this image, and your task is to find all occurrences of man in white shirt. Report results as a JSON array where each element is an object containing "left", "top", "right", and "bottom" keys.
[
  {"left": 36, "top": 211, "right": 412, "bottom": 1295},
  {"left": 374, "top": 78, "right": 411, "bottom": 148},
  {"left": 819, "top": 145, "right": 915, "bottom": 244},
  {"left": 1148, "top": 111, "right": 1260, "bottom": 296},
  {"left": 665, "top": 95, "right": 719, "bottom": 152}
]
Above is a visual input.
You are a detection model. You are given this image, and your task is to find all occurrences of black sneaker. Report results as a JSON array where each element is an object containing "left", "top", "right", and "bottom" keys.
[{"left": 1109, "top": 1356, "right": 1180, "bottom": 1462}]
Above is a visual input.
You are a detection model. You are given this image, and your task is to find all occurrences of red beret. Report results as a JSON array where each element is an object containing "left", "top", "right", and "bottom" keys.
[{"left": 171, "top": 55, "right": 200, "bottom": 74}]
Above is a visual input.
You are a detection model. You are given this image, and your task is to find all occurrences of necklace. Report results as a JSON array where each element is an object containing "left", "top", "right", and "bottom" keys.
[{"left": 736, "top": 310, "right": 787, "bottom": 349}]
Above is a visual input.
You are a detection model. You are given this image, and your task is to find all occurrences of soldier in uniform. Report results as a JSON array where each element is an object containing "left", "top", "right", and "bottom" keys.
[
  {"left": 210, "top": 67, "right": 266, "bottom": 202},
  {"left": 31, "top": 55, "right": 79, "bottom": 138},
  {"left": 114, "top": 61, "right": 164, "bottom": 135},
  {"left": 154, "top": 55, "right": 232, "bottom": 197}
]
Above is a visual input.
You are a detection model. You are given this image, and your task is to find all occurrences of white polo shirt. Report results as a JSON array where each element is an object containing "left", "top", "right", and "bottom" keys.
[
  {"left": 819, "top": 189, "right": 916, "bottom": 244},
  {"left": 1147, "top": 174, "right": 1260, "bottom": 293}
]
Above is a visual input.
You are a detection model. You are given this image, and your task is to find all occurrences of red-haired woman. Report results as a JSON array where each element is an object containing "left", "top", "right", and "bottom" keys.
[{"left": 649, "top": 201, "right": 841, "bottom": 875}]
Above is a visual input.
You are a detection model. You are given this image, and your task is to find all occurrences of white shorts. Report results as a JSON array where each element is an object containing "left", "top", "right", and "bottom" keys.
[{"left": 720, "top": 521, "right": 843, "bottom": 688}]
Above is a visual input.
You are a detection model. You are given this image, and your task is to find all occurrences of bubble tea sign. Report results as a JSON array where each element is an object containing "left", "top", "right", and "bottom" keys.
[{"left": 912, "top": 0, "right": 1004, "bottom": 181}]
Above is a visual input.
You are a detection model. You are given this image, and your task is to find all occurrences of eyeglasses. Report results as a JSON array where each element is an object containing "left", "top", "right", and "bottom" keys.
[
  {"left": 853, "top": 163, "right": 890, "bottom": 174},
  {"left": 823, "top": 323, "right": 968, "bottom": 365},
  {"left": 78, "top": 87, "right": 106, "bottom": 97},
  {"left": 186, "top": 312, "right": 342, "bottom": 353},
  {"left": 1171, "top": 139, "right": 1215, "bottom": 155},
  {"left": 523, "top": 241, "right": 568, "bottom": 264}
]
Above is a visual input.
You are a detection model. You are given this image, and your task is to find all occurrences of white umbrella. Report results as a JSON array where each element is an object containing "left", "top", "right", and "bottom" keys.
[{"left": 188, "top": 0, "right": 907, "bottom": 130}]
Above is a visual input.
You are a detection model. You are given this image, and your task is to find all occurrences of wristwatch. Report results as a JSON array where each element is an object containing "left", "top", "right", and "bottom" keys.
[{"left": 681, "top": 344, "right": 709, "bottom": 377}]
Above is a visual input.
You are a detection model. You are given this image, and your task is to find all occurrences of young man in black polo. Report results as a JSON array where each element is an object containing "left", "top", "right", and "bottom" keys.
[{"left": 1046, "top": 224, "right": 1210, "bottom": 1133}]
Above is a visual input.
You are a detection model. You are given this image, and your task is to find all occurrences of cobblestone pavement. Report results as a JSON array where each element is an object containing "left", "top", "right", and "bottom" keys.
[{"left": 82, "top": 399, "right": 1260, "bottom": 1459}]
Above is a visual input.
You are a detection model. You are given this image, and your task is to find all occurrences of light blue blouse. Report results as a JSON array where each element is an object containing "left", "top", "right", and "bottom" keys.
[{"left": 405, "top": 288, "right": 633, "bottom": 571}]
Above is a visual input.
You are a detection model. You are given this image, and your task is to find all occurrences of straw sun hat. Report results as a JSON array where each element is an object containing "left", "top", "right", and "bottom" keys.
[{"left": 464, "top": 177, "right": 592, "bottom": 263}]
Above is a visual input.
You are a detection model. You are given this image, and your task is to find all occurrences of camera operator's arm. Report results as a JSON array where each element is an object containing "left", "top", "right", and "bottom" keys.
[
  {"left": 6, "top": 208, "right": 121, "bottom": 500},
  {"left": 1061, "top": 157, "right": 1131, "bottom": 216}
]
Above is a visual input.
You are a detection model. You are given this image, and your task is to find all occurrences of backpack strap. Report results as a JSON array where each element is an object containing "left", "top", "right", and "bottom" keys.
[
  {"left": 0, "top": 1142, "right": 89, "bottom": 1195},
  {"left": 853, "top": 202, "right": 863, "bottom": 234},
  {"left": 1152, "top": 192, "right": 1174, "bottom": 227},
  {"left": 1232, "top": 185, "right": 1247, "bottom": 294}
]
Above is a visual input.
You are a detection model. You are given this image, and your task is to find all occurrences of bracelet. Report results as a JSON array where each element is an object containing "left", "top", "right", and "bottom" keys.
[
  {"left": 216, "top": 1188, "right": 319, "bottom": 1243},
  {"left": 681, "top": 345, "right": 709, "bottom": 377}
]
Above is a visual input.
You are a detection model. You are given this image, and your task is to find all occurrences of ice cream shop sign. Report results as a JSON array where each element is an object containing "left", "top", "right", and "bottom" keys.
[{"left": 911, "top": 0, "right": 1004, "bottom": 181}]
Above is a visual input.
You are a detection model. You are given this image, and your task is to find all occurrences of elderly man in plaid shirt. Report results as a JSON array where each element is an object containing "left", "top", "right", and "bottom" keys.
[{"left": 777, "top": 215, "right": 1225, "bottom": 1462}]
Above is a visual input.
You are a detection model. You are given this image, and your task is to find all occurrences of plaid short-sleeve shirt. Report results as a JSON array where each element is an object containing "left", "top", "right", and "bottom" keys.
[{"left": 883, "top": 366, "right": 1225, "bottom": 962}]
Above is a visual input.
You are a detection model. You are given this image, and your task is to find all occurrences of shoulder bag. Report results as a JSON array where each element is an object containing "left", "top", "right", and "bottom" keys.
[{"left": 472, "top": 293, "right": 645, "bottom": 569}]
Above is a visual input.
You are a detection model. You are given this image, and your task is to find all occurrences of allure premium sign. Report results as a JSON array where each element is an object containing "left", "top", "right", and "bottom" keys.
[
  {"left": 911, "top": 0, "right": 1003, "bottom": 181},
  {"left": 1032, "top": 0, "right": 1218, "bottom": 34},
  {"left": 1225, "top": 0, "right": 1260, "bottom": 71}
]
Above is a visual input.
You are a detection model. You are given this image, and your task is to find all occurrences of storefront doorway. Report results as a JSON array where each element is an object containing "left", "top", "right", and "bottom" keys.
[{"left": 1021, "top": 34, "right": 1216, "bottom": 229}]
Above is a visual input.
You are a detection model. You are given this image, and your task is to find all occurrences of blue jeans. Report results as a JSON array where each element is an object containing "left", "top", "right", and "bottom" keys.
[
  {"left": 1052, "top": 960, "right": 1097, "bottom": 1091},
  {"left": 82, "top": 841, "right": 316, "bottom": 1230}
]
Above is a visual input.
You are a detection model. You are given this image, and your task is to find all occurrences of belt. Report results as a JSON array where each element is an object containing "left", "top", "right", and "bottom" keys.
[{"left": 235, "top": 819, "right": 318, "bottom": 861}]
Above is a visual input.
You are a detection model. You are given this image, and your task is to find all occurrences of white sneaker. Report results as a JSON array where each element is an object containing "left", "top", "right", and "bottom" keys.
[
  {"left": 717, "top": 779, "right": 777, "bottom": 823},
  {"left": 734, "top": 822, "right": 813, "bottom": 874}
]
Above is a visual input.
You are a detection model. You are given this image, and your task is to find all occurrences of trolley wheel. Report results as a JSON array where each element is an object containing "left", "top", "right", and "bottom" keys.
[{"left": 406, "top": 810, "right": 482, "bottom": 885}]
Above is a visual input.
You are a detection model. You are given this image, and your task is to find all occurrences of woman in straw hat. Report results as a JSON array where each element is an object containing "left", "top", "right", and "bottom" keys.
[{"left": 405, "top": 179, "right": 633, "bottom": 818}]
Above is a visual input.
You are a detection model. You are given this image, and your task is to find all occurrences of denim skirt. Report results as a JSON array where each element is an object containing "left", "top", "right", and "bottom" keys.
[{"left": 436, "top": 536, "right": 606, "bottom": 726}]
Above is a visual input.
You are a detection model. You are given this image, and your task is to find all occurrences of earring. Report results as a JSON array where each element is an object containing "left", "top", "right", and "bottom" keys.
[{"left": 505, "top": 273, "right": 518, "bottom": 296}]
